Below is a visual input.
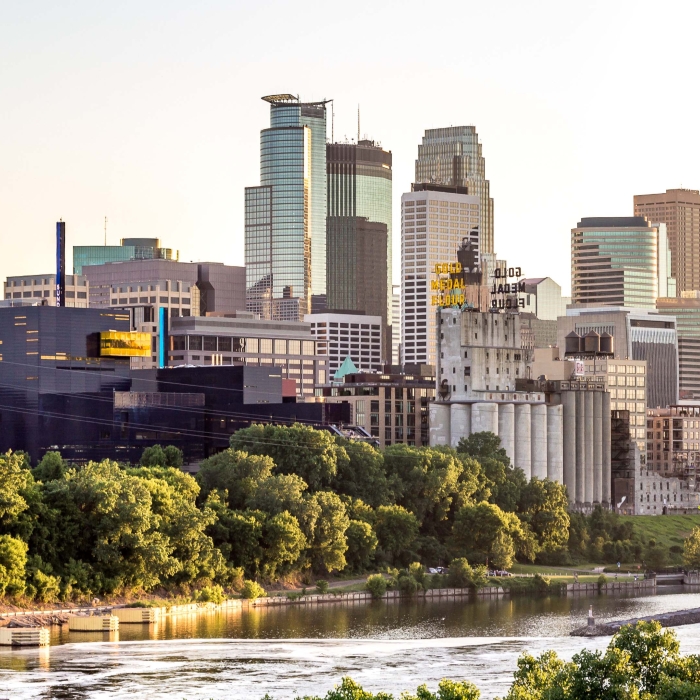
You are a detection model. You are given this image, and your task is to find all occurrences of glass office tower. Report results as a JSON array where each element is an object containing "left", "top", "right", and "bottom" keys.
[
  {"left": 245, "top": 94, "right": 329, "bottom": 321},
  {"left": 415, "top": 126, "right": 494, "bottom": 254},
  {"left": 326, "top": 140, "right": 392, "bottom": 356},
  {"left": 571, "top": 217, "right": 675, "bottom": 309}
]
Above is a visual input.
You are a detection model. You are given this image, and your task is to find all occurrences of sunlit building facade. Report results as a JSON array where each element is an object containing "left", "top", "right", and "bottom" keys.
[
  {"left": 415, "top": 126, "right": 494, "bottom": 254},
  {"left": 401, "top": 184, "right": 480, "bottom": 367},
  {"left": 245, "top": 95, "right": 329, "bottom": 321},
  {"left": 634, "top": 188, "right": 700, "bottom": 295}
]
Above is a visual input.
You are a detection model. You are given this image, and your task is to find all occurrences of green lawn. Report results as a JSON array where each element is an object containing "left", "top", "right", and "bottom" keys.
[{"left": 620, "top": 514, "right": 700, "bottom": 550}]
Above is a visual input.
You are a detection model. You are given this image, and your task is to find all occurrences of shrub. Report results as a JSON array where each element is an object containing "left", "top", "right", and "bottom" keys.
[
  {"left": 241, "top": 580, "right": 266, "bottom": 600},
  {"left": 470, "top": 565, "right": 488, "bottom": 590},
  {"left": 316, "top": 579, "right": 329, "bottom": 594},
  {"left": 430, "top": 573, "right": 445, "bottom": 589},
  {"left": 32, "top": 570, "right": 61, "bottom": 603},
  {"left": 197, "top": 584, "right": 225, "bottom": 604},
  {"left": 365, "top": 574, "right": 387, "bottom": 599},
  {"left": 407, "top": 562, "right": 426, "bottom": 588},
  {"left": 397, "top": 572, "right": 420, "bottom": 596},
  {"left": 447, "top": 557, "right": 473, "bottom": 588}
]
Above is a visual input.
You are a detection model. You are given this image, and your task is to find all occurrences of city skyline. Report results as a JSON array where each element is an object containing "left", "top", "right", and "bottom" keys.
[{"left": 3, "top": 1, "right": 700, "bottom": 299}]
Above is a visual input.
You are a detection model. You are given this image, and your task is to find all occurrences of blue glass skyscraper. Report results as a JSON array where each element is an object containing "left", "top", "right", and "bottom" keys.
[{"left": 245, "top": 94, "right": 329, "bottom": 320}]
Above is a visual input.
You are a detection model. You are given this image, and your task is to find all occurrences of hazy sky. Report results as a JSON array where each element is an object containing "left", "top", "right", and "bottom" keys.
[{"left": 2, "top": 0, "right": 699, "bottom": 296}]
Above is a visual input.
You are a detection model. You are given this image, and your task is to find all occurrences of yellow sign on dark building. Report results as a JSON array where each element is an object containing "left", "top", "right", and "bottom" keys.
[{"left": 99, "top": 331, "right": 151, "bottom": 357}]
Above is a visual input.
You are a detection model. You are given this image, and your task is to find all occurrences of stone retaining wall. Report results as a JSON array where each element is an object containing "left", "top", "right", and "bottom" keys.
[
  {"left": 566, "top": 579, "right": 656, "bottom": 595},
  {"left": 252, "top": 586, "right": 504, "bottom": 606}
]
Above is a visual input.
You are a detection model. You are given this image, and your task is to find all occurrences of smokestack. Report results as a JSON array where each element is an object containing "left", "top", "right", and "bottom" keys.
[{"left": 56, "top": 220, "right": 65, "bottom": 307}]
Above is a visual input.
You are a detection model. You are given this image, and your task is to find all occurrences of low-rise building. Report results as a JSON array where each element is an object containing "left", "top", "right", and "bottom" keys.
[
  {"left": 4, "top": 274, "right": 89, "bottom": 308},
  {"left": 305, "top": 312, "right": 383, "bottom": 377},
  {"left": 168, "top": 312, "right": 323, "bottom": 398},
  {"left": 318, "top": 365, "right": 435, "bottom": 447}
]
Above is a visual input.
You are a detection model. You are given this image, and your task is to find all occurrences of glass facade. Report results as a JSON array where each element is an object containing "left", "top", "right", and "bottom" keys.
[
  {"left": 571, "top": 217, "right": 673, "bottom": 309},
  {"left": 74, "top": 246, "right": 137, "bottom": 274},
  {"left": 245, "top": 96, "right": 328, "bottom": 320},
  {"left": 415, "top": 126, "right": 494, "bottom": 254},
  {"left": 73, "top": 238, "right": 175, "bottom": 274},
  {"left": 326, "top": 141, "right": 392, "bottom": 357}
]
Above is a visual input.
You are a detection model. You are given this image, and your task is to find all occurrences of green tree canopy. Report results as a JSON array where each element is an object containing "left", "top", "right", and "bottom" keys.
[
  {"left": 229, "top": 423, "right": 344, "bottom": 491},
  {"left": 331, "top": 439, "right": 390, "bottom": 507},
  {"left": 452, "top": 501, "right": 538, "bottom": 566},
  {"left": 196, "top": 449, "right": 275, "bottom": 509},
  {"left": 374, "top": 505, "right": 419, "bottom": 565},
  {"left": 517, "top": 478, "right": 570, "bottom": 551}
]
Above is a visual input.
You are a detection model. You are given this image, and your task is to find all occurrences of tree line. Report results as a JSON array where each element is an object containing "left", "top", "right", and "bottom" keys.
[{"left": 0, "top": 426, "right": 574, "bottom": 601}]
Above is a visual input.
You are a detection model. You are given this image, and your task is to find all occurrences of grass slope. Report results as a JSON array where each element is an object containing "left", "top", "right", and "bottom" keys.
[{"left": 619, "top": 514, "right": 700, "bottom": 550}]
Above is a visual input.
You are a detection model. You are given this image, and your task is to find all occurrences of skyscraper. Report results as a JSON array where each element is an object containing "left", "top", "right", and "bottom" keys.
[
  {"left": 401, "top": 184, "right": 480, "bottom": 367},
  {"left": 326, "top": 140, "right": 392, "bottom": 356},
  {"left": 634, "top": 189, "right": 700, "bottom": 295},
  {"left": 245, "top": 94, "right": 329, "bottom": 321},
  {"left": 415, "top": 126, "right": 494, "bottom": 253},
  {"left": 571, "top": 217, "right": 675, "bottom": 309}
]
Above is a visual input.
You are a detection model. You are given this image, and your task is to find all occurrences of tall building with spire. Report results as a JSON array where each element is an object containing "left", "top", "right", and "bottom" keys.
[
  {"left": 245, "top": 94, "right": 329, "bottom": 320},
  {"left": 415, "top": 126, "right": 494, "bottom": 253}
]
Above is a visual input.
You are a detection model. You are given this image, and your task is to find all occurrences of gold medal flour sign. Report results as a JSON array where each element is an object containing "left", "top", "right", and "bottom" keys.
[{"left": 430, "top": 262, "right": 465, "bottom": 307}]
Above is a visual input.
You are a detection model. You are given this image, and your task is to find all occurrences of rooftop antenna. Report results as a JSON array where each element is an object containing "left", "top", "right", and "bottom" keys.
[
  {"left": 357, "top": 104, "right": 360, "bottom": 142},
  {"left": 104, "top": 216, "right": 107, "bottom": 246},
  {"left": 331, "top": 99, "right": 335, "bottom": 143}
]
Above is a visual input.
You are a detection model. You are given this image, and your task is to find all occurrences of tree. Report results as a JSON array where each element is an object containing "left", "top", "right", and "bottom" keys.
[
  {"left": 446, "top": 557, "right": 473, "bottom": 588},
  {"left": 331, "top": 439, "right": 390, "bottom": 507},
  {"left": 229, "top": 423, "right": 343, "bottom": 491},
  {"left": 566, "top": 648, "right": 639, "bottom": 700},
  {"left": 502, "top": 650, "right": 567, "bottom": 700},
  {"left": 452, "top": 501, "right": 535, "bottom": 565},
  {"left": 163, "top": 445, "right": 183, "bottom": 468},
  {"left": 456, "top": 431, "right": 509, "bottom": 463},
  {"left": 383, "top": 445, "right": 464, "bottom": 537},
  {"left": 0, "top": 535, "right": 27, "bottom": 597},
  {"left": 40, "top": 460, "right": 177, "bottom": 593},
  {"left": 683, "top": 526, "right": 700, "bottom": 569},
  {"left": 645, "top": 541, "right": 669, "bottom": 571},
  {"left": 129, "top": 466, "right": 225, "bottom": 584},
  {"left": 491, "top": 529, "right": 516, "bottom": 570},
  {"left": 0, "top": 452, "right": 31, "bottom": 525},
  {"left": 196, "top": 449, "right": 274, "bottom": 509},
  {"left": 140, "top": 445, "right": 167, "bottom": 467},
  {"left": 517, "top": 478, "right": 570, "bottom": 552},
  {"left": 246, "top": 473, "right": 311, "bottom": 521},
  {"left": 610, "top": 621, "right": 680, "bottom": 695},
  {"left": 32, "top": 452, "right": 67, "bottom": 482},
  {"left": 374, "top": 505, "right": 419, "bottom": 565},
  {"left": 345, "top": 520, "right": 378, "bottom": 571},
  {"left": 261, "top": 511, "right": 307, "bottom": 579},
  {"left": 307, "top": 491, "right": 349, "bottom": 573}
]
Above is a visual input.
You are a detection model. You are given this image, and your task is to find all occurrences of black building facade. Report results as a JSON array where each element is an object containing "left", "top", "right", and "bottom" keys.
[{"left": 0, "top": 307, "right": 350, "bottom": 464}]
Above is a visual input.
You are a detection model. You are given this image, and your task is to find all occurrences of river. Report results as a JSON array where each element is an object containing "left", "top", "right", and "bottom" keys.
[{"left": 1, "top": 588, "right": 700, "bottom": 699}]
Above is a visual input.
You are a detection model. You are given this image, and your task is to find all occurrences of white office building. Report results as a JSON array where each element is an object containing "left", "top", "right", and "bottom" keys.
[
  {"left": 305, "top": 312, "right": 383, "bottom": 378},
  {"left": 401, "top": 184, "right": 480, "bottom": 368}
]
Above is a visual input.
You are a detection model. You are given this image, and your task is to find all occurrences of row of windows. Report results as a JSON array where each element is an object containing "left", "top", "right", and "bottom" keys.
[{"left": 171, "top": 335, "right": 315, "bottom": 355}]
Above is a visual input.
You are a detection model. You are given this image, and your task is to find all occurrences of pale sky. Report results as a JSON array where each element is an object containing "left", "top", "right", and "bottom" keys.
[{"left": 2, "top": 0, "right": 699, "bottom": 297}]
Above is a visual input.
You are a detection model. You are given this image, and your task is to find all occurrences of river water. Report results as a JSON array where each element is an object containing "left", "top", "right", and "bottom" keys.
[{"left": 2, "top": 588, "right": 700, "bottom": 699}]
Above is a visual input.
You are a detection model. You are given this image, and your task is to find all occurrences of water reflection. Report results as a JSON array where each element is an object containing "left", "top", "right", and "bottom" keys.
[{"left": 0, "top": 589, "right": 698, "bottom": 699}]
